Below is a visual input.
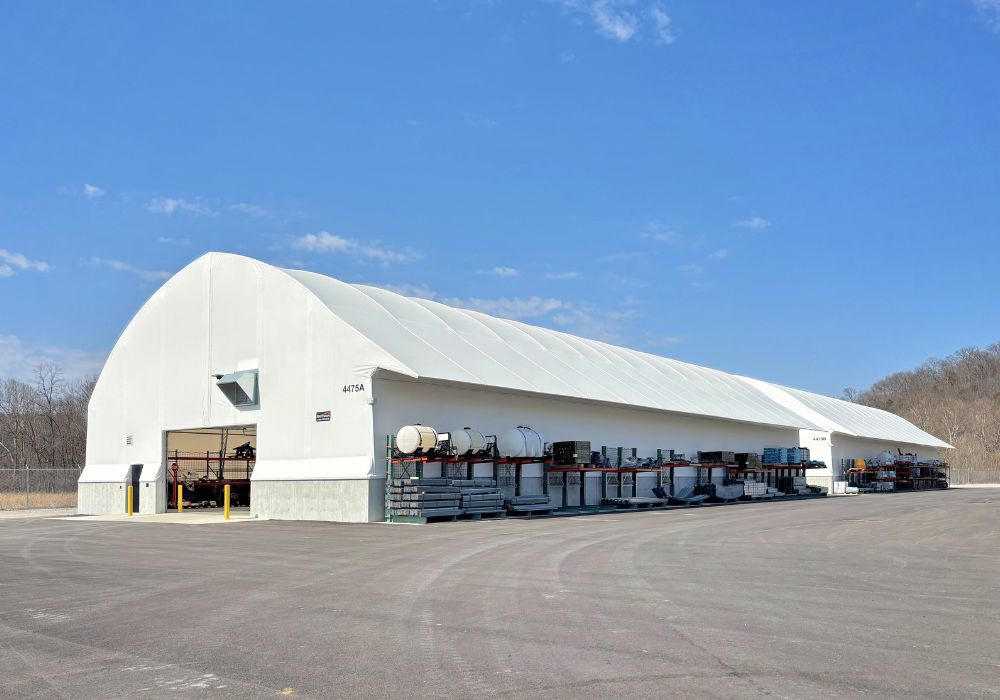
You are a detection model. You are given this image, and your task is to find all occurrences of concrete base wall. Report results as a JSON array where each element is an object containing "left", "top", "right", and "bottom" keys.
[
  {"left": 139, "top": 480, "right": 167, "bottom": 514},
  {"left": 78, "top": 482, "right": 127, "bottom": 515},
  {"left": 251, "top": 479, "right": 385, "bottom": 522}
]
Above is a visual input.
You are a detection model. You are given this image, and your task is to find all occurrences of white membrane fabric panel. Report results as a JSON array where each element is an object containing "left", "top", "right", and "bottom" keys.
[
  {"left": 283, "top": 270, "right": 819, "bottom": 430},
  {"left": 750, "top": 380, "right": 953, "bottom": 449}
]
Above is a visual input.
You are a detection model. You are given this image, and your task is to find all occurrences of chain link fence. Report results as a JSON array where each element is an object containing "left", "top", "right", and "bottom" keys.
[{"left": 0, "top": 467, "right": 82, "bottom": 510}]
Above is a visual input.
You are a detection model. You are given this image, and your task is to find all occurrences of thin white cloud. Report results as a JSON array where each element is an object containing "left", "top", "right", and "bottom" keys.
[
  {"left": 289, "top": 231, "right": 418, "bottom": 264},
  {"left": 973, "top": 0, "right": 1000, "bottom": 32},
  {"left": 707, "top": 249, "right": 728, "bottom": 260},
  {"left": 147, "top": 197, "right": 210, "bottom": 216},
  {"left": 369, "top": 282, "right": 438, "bottom": 300},
  {"left": 559, "top": 1, "right": 676, "bottom": 44},
  {"left": 486, "top": 266, "right": 520, "bottom": 277},
  {"left": 545, "top": 271, "right": 581, "bottom": 280},
  {"left": 0, "top": 265, "right": 13, "bottom": 278},
  {"left": 591, "top": 0, "right": 639, "bottom": 41},
  {"left": 679, "top": 262, "right": 702, "bottom": 274},
  {"left": 83, "top": 183, "right": 105, "bottom": 199},
  {"left": 231, "top": 202, "right": 272, "bottom": 219},
  {"left": 0, "top": 335, "right": 105, "bottom": 381},
  {"left": 640, "top": 224, "right": 683, "bottom": 244},
  {"left": 157, "top": 236, "right": 192, "bottom": 246},
  {"left": 599, "top": 251, "right": 643, "bottom": 263},
  {"left": 642, "top": 334, "right": 683, "bottom": 349},
  {"left": 464, "top": 113, "right": 499, "bottom": 128},
  {"left": 86, "top": 257, "right": 171, "bottom": 282},
  {"left": 443, "top": 295, "right": 565, "bottom": 320},
  {"left": 366, "top": 281, "right": 638, "bottom": 344},
  {"left": 0, "top": 249, "right": 52, "bottom": 274},
  {"left": 734, "top": 216, "right": 771, "bottom": 230},
  {"left": 648, "top": 5, "right": 675, "bottom": 44},
  {"left": 640, "top": 222, "right": 705, "bottom": 251}
]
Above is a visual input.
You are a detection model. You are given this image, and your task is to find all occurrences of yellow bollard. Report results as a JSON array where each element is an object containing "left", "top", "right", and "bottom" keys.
[
  {"left": 224, "top": 484, "right": 231, "bottom": 520},
  {"left": 127, "top": 485, "right": 133, "bottom": 516},
  {"left": 177, "top": 484, "right": 183, "bottom": 512}
]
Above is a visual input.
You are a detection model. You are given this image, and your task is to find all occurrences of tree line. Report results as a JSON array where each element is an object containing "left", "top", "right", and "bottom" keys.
[
  {"left": 0, "top": 363, "right": 95, "bottom": 469},
  {"left": 2, "top": 346, "right": 996, "bottom": 482},
  {"left": 847, "top": 343, "right": 1000, "bottom": 484}
]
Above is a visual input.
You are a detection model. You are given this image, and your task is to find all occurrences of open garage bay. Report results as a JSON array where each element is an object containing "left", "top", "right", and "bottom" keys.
[{"left": 2, "top": 490, "right": 998, "bottom": 699}]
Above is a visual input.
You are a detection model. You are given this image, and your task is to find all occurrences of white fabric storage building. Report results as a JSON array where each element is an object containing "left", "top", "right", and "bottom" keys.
[
  {"left": 79, "top": 253, "right": 951, "bottom": 521},
  {"left": 741, "top": 378, "right": 952, "bottom": 490}
]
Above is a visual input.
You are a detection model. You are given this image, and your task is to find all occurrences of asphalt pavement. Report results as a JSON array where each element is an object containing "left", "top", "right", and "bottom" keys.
[{"left": 1, "top": 489, "right": 998, "bottom": 699}]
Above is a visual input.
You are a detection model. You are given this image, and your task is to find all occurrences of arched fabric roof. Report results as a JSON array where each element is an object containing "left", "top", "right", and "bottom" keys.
[
  {"left": 281, "top": 266, "right": 820, "bottom": 430},
  {"left": 740, "top": 378, "right": 953, "bottom": 449}
]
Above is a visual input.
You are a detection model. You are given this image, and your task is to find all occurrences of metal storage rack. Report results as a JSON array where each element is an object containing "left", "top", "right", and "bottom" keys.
[
  {"left": 844, "top": 459, "right": 949, "bottom": 492},
  {"left": 384, "top": 435, "right": 836, "bottom": 522},
  {"left": 384, "top": 435, "right": 551, "bottom": 522},
  {"left": 167, "top": 450, "right": 255, "bottom": 509}
]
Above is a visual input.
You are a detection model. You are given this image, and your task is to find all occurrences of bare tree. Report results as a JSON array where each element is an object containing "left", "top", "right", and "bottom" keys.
[{"left": 0, "top": 365, "right": 94, "bottom": 469}]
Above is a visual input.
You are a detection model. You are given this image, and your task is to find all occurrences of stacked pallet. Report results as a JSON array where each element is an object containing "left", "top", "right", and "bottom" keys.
[
  {"left": 387, "top": 478, "right": 462, "bottom": 519},
  {"left": 778, "top": 475, "right": 812, "bottom": 495},
  {"left": 742, "top": 481, "right": 767, "bottom": 498},
  {"left": 602, "top": 496, "right": 667, "bottom": 509},
  {"left": 452, "top": 478, "right": 505, "bottom": 517},
  {"left": 763, "top": 447, "right": 809, "bottom": 465},
  {"left": 506, "top": 495, "right": 553, "bottom": 514}
]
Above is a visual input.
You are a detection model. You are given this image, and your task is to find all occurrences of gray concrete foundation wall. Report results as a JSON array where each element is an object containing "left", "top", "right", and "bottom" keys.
[
  {"left": 139, "top": 479, "right": 167, "bottom": 514},
  {"left": 251, "top": 479, "right": 385, "bottom": 522},
  {"left": 78, "top": 482, "right": 127, "bottom": 515}
]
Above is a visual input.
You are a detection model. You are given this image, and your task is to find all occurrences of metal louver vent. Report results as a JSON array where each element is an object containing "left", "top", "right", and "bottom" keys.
[
  {"left": 125, "top": 435, "right": 133, "bottom": 446},
  {"left": 216, "top": 370, "right": 259, "bottom": 408}
]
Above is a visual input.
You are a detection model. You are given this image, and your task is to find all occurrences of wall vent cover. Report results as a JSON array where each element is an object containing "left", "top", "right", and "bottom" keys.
[{"left": 216, "top": 370, "right": 259, "bottom": 408}]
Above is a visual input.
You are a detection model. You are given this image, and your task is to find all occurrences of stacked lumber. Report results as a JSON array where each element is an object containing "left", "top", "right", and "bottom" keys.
[
  {"left": 506, "top": 495, "right": 553, "bottom": 514},
  {"left": 452, "top": 478, "right": 505, "bottom": 516},
  {"left": 387, "top": 478, "right": 461, "bottom": 519}
]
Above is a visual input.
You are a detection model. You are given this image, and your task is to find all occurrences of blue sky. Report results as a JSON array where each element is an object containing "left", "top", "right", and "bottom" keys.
[{"left": 2, "top": 1, "right": 999, "bottom": 396}]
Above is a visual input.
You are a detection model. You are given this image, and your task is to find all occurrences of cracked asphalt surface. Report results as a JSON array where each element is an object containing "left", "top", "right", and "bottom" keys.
[{"left": 2, "top": 489, "right": 999, "bottom": 699}]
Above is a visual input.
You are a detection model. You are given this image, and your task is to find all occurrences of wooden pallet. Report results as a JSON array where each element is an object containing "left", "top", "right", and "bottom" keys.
[
  {"left": 459, "top": 510, "right": 507, "bottom": 520},
  {"left": 390, "top": 513, "right": 459, "bottom": 524}
]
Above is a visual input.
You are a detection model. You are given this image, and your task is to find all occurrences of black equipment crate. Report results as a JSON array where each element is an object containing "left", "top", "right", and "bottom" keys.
[
  {"left": 698, "top": 450, "right": 735, "bottom": 464},
  {"left": 553, "top": 440, "right": 592, "bottom": 465}
]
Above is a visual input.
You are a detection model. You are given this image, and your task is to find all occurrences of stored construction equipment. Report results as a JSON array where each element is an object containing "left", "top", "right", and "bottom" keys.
[
  {"left": 451, "top": 427, "right": 490, "bottom": 456},
  {"left": 497, "top": 426, "right": 544, "bottom": 458},
  {"left": 553, "top": 440, "right": 591, "bottom": 465},
  {"left": 395, "top": 425, "right": 441, "bottom": 455}
]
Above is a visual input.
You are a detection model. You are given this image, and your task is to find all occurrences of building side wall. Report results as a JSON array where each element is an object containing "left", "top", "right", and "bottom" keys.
[
  {"left": 832, "top": 436, "right": 942, "bottom": 474},
  {"left": 251, "top": 479, "right": 384, "bottom": 522},
  {"left": 373, "top": 376, "right": 802, "bottom": 506}
]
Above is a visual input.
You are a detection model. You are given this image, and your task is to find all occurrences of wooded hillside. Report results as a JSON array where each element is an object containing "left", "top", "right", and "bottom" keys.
[{"left": 848, "top": 343, "right": 1000, "bottom": 484}]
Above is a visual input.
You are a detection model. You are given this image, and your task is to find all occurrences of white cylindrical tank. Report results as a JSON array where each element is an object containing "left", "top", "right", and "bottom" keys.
[
  {"left": 497, "top": 426, "right": 543, "bottom": 458},
  {"left": 396, "top": 425, "right": 438, "bottom": 454},
  {"left": 451, "top": 428, "right": 486, "bottom": 456}
]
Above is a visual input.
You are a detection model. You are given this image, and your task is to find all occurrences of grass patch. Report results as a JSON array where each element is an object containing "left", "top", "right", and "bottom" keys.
[{"left": 0, "top": 492, "right": 77, "bottom": 510}]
